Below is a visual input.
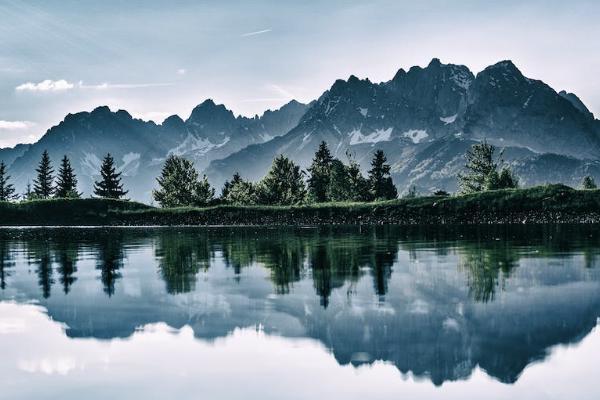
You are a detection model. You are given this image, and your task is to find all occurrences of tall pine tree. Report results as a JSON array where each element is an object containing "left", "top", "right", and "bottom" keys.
[
  {"left": 307, "top": 141, "right": 333, "bottom": 202},
  {"left": 33, "top": 150, "right": 54, "bottom": 198},
  {"left": 0, "top": 161, "right": 16, "bottom": 201},
  {"left": 94, "top": 153, "right": 128, "bottom": 199},
  {"left": 55, "top": 155, "right": 80, "bottom": 198},
  {"left": 368, "top": 150, "right": 397, "bottom": 200}
]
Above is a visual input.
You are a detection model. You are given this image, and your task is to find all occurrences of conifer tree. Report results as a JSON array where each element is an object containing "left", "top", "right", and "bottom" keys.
[
  {"left": 222, "top": 172, "right": 257, "bottom": 205},
  {"left": 347, "top": 159, "right": 372, "bottom": 202},
  {"left": 0, "top": 161, "right": 16, "bottom": 201},
  {"left": 368, "top": 150, "right": 397, "bottom": 200},
  {"left": 327, "top": 159, "right": 351, "bottom": 202},
  {"left": 582, "top": 175, "right": 597, "bottom": 190},
  {"left": 94, "top": 153, "right": 127, "bottom": 199},
  {"left": 307, "top": 141, "right": 333, "bottom": 202},
  {"left": 258, "top": 154, "right": 306, "bottom": 205},
  {"left": 221, "top": 172, "right": 244, "bottom": 200},
  {"left": 24, "top": 181, "right": 34, "bottom": 200},
  {"left": 194, "top": 175, "right": 215, "bottom": 206},
  {"left": 33, "top": 150, "right": 54, "bottom": 198},
  {"left": 55, "top": 155, "right": 80, "bottom": 198}
]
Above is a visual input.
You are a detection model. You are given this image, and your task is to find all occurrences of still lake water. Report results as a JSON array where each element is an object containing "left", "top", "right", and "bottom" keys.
[{"left": 0, "top": 225, "right": 599, "bottom": 399}]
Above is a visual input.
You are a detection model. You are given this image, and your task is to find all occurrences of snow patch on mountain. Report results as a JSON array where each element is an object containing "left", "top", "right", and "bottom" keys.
[
  {"left": 403, "top": 129, "right": 429, "bottom": 144},
  {"left": 169, "top": 134, "right": 230, "bottom": 157},
  {"left": 358, "top": 107, "right": 368, "bottom": 117},
  {"left": 119, "top": 152, "right": 141, "bottom": 176},
  {"left": 80, "top": 152, "right": 102, "bottom": 176},
  {"left": 349, "top": 128, "right": 393, "bottom": 145},
  {"left": 440, "top": 114, "right": 457, "bottom": 124}
]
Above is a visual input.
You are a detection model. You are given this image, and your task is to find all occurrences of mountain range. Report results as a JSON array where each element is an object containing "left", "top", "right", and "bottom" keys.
[{"left": 2, "top": 58, "right": 599, "bottom": 202}]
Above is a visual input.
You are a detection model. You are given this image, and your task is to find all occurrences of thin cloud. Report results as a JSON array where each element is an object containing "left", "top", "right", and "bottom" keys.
[
  {"left": 78, "top": 81, "right": 173, "bottom": 89},
  {"left": 0, "top": 120, "right": 35, "bottom": 130},
  {"left": 15, "top": 79, "right": 74, "bottom": 92},
  {"left": 241, "top": 29, "right": 272, "bottom": 37},
  {"left": 177, "top": 68, "right": 186, "bottom": 75}
]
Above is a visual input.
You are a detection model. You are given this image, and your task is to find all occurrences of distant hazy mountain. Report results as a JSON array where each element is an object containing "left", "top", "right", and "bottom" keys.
[
  {"left": 1, "top": 100, "right": 307, "bottom": 201},
  {"left": 207, "top": 59, "right": 600, "bottom": 194},
  {"left": 2, "top": 58, "right": 599, "bottom": 201}
]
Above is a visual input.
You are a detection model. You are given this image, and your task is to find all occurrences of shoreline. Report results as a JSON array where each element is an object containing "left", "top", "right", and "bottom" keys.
[{"left": 2, "top": 184, "right": 600, "bottom": 226}]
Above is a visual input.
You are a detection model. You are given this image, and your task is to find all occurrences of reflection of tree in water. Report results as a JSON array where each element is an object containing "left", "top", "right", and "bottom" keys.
[
  {"left": 155, "top": 232, "right": 211, "bottom": 294},
  {"left": 459, "top": 242, "right": 519, "bottom": 303},
  {"left": 55, "top": 240, "right": 79, "bottom": 294},
  {"left": 257, "top": 236, "right": 306, "bottom": 295},
  {"left": 25, "top": 237, "right": 54, "bottom": 299},
  {"left": 95, "top": 232, "right": 126, "bottom": 297},
  {"left": 218, "top": 227, "right": 399, "bottom": 306},
  {"left": 0, "top": 240, "right": 14, "bottom": 290}
]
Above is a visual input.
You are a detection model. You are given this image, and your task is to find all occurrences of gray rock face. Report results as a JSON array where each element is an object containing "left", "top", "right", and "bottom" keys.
[
  {"left": 2, "top": 100, "right": 307, "bottom": 201},
  {"left": 206, "top": 59, "right": 600, "bottom": 194}
]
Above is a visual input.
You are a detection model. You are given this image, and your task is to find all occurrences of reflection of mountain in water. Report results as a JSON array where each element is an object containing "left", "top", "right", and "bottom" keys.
[{"left": 1, "top": 226, "right": 600, "bottom": 385}]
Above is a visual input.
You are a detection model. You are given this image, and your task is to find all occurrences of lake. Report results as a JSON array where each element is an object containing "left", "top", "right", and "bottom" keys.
[{"left": 0, "top": 225, "right": 599, "bottom": 399}]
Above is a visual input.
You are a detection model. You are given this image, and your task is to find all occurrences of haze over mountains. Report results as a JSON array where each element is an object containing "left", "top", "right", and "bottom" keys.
[{"left": 2, "top": 59, "right": 600, "bottom": 202}]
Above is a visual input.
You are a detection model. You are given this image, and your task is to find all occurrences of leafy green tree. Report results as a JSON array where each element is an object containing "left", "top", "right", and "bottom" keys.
[
  {"left": 307, "top": 141, "right": 333, "bottom": 202},
  {"left": 368, "top": 150, "right": 397, "bottom": 200},
  {"left": 458, "top": 141, "right": 499, "bottom": 193},
  {"left": 327, "top": 159, "right": 351, "bottom": 201},
  {"left": 0, "top": 161, "right": 16, "bottom": 201},
  {"left": 94, "top": 153, "right": 128, "bottom": 199},
  {"left": 347, "top": 160, "right": 372, "bottom": 201},
  {"left": 33, "top": 150, "right": 54, "bottom": 198},
  {"left": 258, "top": 154, "right": 306, "bottom": 205},
  {"left": 582, "top": 175, "right": 597, "bottom": 189},
  {"left": 55, "top": 155, "right": 80, "bottom": 198},
  {"left": 154, "top": 155, "right": 205, "bottom": 207}
]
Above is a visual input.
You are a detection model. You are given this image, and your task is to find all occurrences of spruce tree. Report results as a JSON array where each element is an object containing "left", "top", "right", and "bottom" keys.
[
  {"left": 347, "top": 160, "right": 372, "bottom": 202},
  {"left": 368, "top": 150, "right": 397, "bottom": 200},
  {"left": 194, "top": 175, "right": 215, "bottom": 206},
  {"left": 0, "top": 161, "right": 16, "bottom": 201},
  {"left": 94, "top": 153, "right": 128, "bottom": 199},
  {"left": 55, "top": 155, "right": 80, "bottom": 198},
  {"left": 258, "top": 154, "right": 306, "bottom": 205},
  {"left": 307, "top": 141, "right": 333, "bottom": 202},
  {"left": 327, "top": 159, "right": 351, "bottom": 202},
  {"left": 221, "top": 172, "right": 244, "bottom": 200},
  {"left": 33, "top": 150, "right": 54, "bottom": 198}
]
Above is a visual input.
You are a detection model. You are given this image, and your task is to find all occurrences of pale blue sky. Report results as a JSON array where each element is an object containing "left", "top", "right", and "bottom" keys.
[{"left": 1, "top": 0, "right": 599, "bottom": 147}]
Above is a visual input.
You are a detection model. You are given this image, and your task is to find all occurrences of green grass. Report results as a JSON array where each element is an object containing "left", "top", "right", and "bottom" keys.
[{"left": 2, "top": 184, "right": 600, "bottom": 226}]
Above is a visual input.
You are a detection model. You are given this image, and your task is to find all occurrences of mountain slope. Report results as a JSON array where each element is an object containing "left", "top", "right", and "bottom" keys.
[
  {"left": 206, "top": 59, "right": 600, "bottom": 193},
  {"left": 4, "top": 100, "right": 307, "bottom": 201}
]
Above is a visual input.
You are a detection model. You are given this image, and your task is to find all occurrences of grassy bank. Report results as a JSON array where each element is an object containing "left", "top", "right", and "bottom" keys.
[{"left": 2, "top": 184, "right": 600, "bottom": 226}]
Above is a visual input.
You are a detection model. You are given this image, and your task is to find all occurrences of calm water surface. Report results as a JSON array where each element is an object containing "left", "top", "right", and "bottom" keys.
[{"left": 0, "top": 225, "right": 599, "bottom": 399}]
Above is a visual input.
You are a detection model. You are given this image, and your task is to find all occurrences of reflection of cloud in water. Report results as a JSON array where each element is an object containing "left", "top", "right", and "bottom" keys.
[{"left": 1, "top": 302, "right": 599, "bottom": 400}]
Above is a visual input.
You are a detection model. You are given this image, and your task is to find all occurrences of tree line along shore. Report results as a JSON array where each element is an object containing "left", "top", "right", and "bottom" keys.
[{"left": 1, "top": 141, "right": 599, "bottom": 226}]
